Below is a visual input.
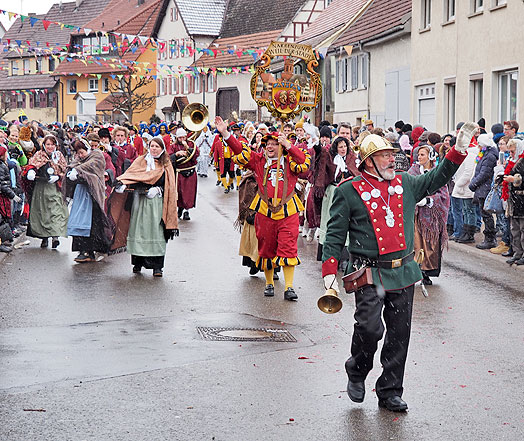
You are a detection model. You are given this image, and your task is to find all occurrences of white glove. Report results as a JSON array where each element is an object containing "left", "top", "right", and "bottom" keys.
[
  {"left": 115, "top": 184, "right": 126, "bottom": 193},
  {"left": 323, "top": 274, "right": 340, "bottom": 294},
  {"left": 67, "top": 168, "right": 78, "bottom": 181},
  {"left": 26, "top": 169, "right": 36, "bottom": 181},
  {"left": 417, "top": 197, "right": 434, "bottom": 208},
  {"left": 48, "top": 175, "right": 59, "bottom": 184},
  {"left": 146, "top": 186, "right": 162, "bottom": 199},
  {"left": 13, "top": 195, "right": 22, "bottom": 204},
  {"left": 455, "top": 122, "right": 479, "bottom": 153},
  {"left": 105, "top": 144, "right": 112, "bottom": 152}
]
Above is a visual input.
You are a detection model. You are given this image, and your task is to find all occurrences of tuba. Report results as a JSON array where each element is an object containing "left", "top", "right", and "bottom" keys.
[{"left": 182, "top": 103, "right": 209, "bottom": 136}]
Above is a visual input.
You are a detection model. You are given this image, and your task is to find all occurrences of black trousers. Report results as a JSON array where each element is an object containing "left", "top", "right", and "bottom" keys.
[
  {"left": 345, "top": 284, "right": 414, "bottom": 399},
  {"left": 221, "top": 158, "right": 235, "bottom": 178}
]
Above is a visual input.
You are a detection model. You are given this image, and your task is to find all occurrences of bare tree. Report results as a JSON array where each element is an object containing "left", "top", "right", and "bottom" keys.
[
  {"left": 0, "top": 93, "right": 11, "bottom": 119},
  {"left": 106, "top": 70, "right": 155, "bottom": 122}
]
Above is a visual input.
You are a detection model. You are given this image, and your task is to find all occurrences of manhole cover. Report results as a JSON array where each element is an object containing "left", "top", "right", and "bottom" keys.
[{"left": 197, "top": 327, "right": 296, "bottom": 342}]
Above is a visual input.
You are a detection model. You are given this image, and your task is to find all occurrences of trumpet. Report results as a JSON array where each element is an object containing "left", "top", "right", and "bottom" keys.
[{"left": 317, "top": 288, "right": 343, "bottom": 314}]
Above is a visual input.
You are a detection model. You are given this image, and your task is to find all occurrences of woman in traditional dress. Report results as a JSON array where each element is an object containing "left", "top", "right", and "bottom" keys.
[
  {"left": 65, "top": 139, "right": 112, "bottom": 263},
  {"left": 316, "top": 136, "right": 359, "bottom": 260},
  {"left": 171, "top": 128, "right": 199, "bottom": 220},
  {"left": 408, "top": 144, "right": 451, "bottom": 285},
  {"left": 114, "top": 137, "right": 178, "bottom": 277},
  {"left": 24, "top": 135, "right": 68, "bottom": 248}
]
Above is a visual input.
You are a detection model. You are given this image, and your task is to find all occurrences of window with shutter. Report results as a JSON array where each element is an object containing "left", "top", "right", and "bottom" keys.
[
  {"left": 351, "top": 57, "right": 359, "bottom": 90},
  {"left": 342, "top": 58, "right": 347, "bottom": 92},
  {"left": 335, "top": 60, "right": 340, "bottom": 93},
  {"left": 360, "top": 54, "right": 368, "bottom": 89}
]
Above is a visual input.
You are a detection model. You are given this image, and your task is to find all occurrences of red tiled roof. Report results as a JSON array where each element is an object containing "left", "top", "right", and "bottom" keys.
[
  {"left": 332, "top": 0, "right": 411, "bottom": 48},
  {"left": 83, "top": 0, "right": 159, "bottom": 33},
  {"left": 113, "top": 0, "right": 163, "bottom": 36},
  {"left": 297, "top": 0, "right": 370, "bottom": 48},
  {"left": 193, "top": 30, "right": 282, "bottom": 68},
  {"left": 0, "top": 74, "right": 57, "bottom": 90}
]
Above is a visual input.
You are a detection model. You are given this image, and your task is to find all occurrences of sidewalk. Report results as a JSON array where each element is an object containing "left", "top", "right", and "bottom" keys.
[
  {"left": 0, "top": 232, "right": 30, "bottom": 265},
  {"left": 448, "top": 232, "right": 524, "bottom": 272}
]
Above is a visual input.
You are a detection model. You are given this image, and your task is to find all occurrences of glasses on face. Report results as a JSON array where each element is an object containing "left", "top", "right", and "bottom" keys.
[{"left": 374, "top": 152, "right": 394, "bottom": 159}]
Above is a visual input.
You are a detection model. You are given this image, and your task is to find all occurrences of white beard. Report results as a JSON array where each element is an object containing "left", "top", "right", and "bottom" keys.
[{"left": 381, "top": 168, "right": 396, "bottom": 180}]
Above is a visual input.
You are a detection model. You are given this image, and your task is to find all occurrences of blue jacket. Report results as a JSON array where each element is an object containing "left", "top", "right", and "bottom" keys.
[{"left": 469, "top": 146, "right": 498, "bottom": 199}]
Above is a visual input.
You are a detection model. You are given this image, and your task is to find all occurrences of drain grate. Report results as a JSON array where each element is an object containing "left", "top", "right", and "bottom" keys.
[{"left": 197, "top": 327, "right": 297, "bottom": 342}]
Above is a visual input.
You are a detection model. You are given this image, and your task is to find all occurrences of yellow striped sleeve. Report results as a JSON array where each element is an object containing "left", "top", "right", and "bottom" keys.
[
  {"left": 232, "top": 142, "right": 252, "bottom": 166},
  {"left": 289, "top": 151, "right": 311, "bottom": 174}
]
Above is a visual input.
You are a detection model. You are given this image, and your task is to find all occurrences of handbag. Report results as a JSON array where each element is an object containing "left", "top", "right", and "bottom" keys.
[
  {"left": 342, "top": 267, "right": 374, "bottom": 294},
  {"left": 484, "top": 183, "right": 504, "bottom": 214}
]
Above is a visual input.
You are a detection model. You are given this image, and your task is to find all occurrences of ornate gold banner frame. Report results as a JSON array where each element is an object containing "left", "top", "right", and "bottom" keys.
[{"left": 251, "top": 41, "right": 322, "bottom": 121}]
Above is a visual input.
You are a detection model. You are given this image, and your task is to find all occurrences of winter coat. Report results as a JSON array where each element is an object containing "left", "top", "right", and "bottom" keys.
[
  {"left": 508, "top": 157, "right": 524, "bottom": 218},
  {"left": 0, "top": 160, "right": 16, "bottom": 199},
  {"left": 469, "top": 146, "right": 498, "bottom": 199},
  {"left": 452, "top": 146, "right": 477, "bottom": 199}
]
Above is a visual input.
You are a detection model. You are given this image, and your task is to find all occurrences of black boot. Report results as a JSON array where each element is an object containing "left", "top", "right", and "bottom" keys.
[
  {"left": 476, "top": 235, "right": 497, "bottom": 250},
  {"left": 456, "top": 224, "right": 475, "bottom": 243}
]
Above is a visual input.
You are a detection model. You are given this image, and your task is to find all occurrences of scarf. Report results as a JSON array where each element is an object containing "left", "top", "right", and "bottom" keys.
[
  {"left": 117, "top": 155, "right": 178, "bottom": 230},
  {"left": 29, "top": 149, "right": 67, "bottom": 178},
  {"left": 67, "top": 149, "right": 107, "bottom": 211},
  {"left": 144, "top": 148, "right": 165, "bottom": 172},
  {"left": 333, "top": 154, "right": 347, "bottom": 180}
]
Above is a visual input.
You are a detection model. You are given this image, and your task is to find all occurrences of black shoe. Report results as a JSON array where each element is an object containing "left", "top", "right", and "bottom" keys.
[
  {"left": 216, "top": 180, "right": 221, "bottom": 186},
  {"left": 224, "top": 188, "right": 230, "bottom": 194},
  {"left": 51, "top": 238, "right": 60, "bottom": 249},
  {"left": 515, "top": 258, "right": 524, "bottom": 266},
  {"left": 347, "top": 380, "right": 365, "bottom": 403},
  {"left": 422, "top": 272, "right": 432, "bottom": 285},
  {"left": 264, "top": 284, "right": 274, "bottom": 297},
  {"left": 248, "top": 266, "right": 259, "bottom": 275},
  {"left": 40, "top": 238, "right": 49, "bottom": 248},
  {"left": 284, "top": 287, "right": 298, "bottom": 301},
  {"left": 273, "top": 271, "right": 279, "bottom": 281},
  {"left": 502, "top": 248, "right": 514, "bottom": 257},
  {"left": 456, "top": 225, "right": 475, "bottom": 243},
  {"left": 506, "top": 256, "right": 520, "bottom": 265},
  {"left": 182, "top": 211, "right": 190, "bottom": 221},
  {"left": 476, "top": 239, "right": 497, "bottom": 250},
  {"left": 378, "top": 396, "right": 408, "bottom": 412},
  {"left": 153, "top": 268, "right": 163, "bottom": 277},
  {"left": 178, "top": 207, "right": 184, "bottom": 218},
  {"left": 0, "top": 244, "right": 12, "bottom": 253},
  {"left": 133, "top": 265, "right": 142, "bottom": 273}
]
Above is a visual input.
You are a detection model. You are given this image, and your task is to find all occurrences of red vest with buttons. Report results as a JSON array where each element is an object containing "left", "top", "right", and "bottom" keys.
[{"left": 351, "top": 172, "right": 407, "bottom": 255}]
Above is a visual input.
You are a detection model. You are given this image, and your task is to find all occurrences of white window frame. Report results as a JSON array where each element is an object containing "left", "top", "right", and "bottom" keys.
[
  {"left": 102, "top": 78, "right": 109, "bottom": 93},
  {"left": 194, "top": 75, "right": 201, "bottom": 94},
  {"left": 68, "top": 115, "right": 77, "bottom": 126},
  {"left": 421, "top": 0, "right": 431, "bottom": 29},
  {"left": 100, "top": 36, "right": 110, "bottom": 54},
  {"left": 472, "top": 0, "right": 483, "bottom": 13},
  {"left": 67, "top": 79, "right": 77, "bottom": 94},
  {"left": 159, "top": 78, "right": 165, "bottom": 95},
  {"left": 10, "top": 60, "right": 16, "bottom": 76},
  {"left": 498, "top": 70, "right": 518, "bottom": 122},
  {"left": 48, "top": 57, "right": 55, "bottom": 73},
  {"left": 359, "top": 53, "right": 368, "bottom": 89},
  {"left": 444, "top": 82, "right": 456, "bottom": 133},
  {"left": 82, "top": 37, "right": 91, "bottom": 55},
  {"left": 183, "top": 76, "right": 190, "bottom": 94},
  {"left": 492, "top": 0, "right": 506, "bottom": 6},
  {"left": 88, "top": 78, "right": 99, "bottom": 92},
  {"left": 207, "top": 73, "right": 215, "bottom": 92},
  {"left": 170, "top": 7, "right": 178, "bottom": 21},
  {"left": 351, "top": 56, "right": 359, "bottom": 90},
  {"left": 444, "top": 0, "right": 455, "bottom": 22},
  {"left": 23, "top": 59, "right": 30, "bottom": 74},
  {"left": 470, "top": 78, "right": 483, "bottom": 121}
]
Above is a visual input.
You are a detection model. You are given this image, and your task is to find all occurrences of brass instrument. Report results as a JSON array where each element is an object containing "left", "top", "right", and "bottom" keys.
[
  {"left": 317, "top": 288, "right": 343, "bottom": 314},
  {"left": 177, "top": 103, "right": 209, "bottom": 168}
]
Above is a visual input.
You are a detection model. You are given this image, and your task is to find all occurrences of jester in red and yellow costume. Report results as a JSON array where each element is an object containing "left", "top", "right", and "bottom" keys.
[{"left": 215, "top": 117, "right": 311, "bottom": 300}]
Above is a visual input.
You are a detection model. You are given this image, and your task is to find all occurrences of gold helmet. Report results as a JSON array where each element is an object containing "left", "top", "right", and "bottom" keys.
[{"left": 358, "top": 134, "right": 398, "bottom": 170}]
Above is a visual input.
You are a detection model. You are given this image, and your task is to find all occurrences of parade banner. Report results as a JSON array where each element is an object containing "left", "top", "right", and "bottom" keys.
[{"left": 251, "top": 42, "right": 322, "bottom": 121}]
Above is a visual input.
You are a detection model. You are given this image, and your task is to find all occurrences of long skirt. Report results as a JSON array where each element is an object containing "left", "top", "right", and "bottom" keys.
[
  {"left": 196, "top": 153, "right": 209, "bottom": 176},
  {"left": 239, "top": 221, "right": 258, "bottom": 262},
  {"left": 177, "top": 172, "right": 197, "bottom": 210},
  {"left": 71, "top": 203, "right": 111, "bottom": 253},
  {"left": 305, "top": 189, "right": 321, "bottom": 229},
  {"left": 127, "top": 193, "right": 166, "bottom": 268},
  {"left": 27, "top": 181, "right": 68, "bottom": 238},
  {"left": 414, "top": 222, "right": 442, "bottom": 277}
]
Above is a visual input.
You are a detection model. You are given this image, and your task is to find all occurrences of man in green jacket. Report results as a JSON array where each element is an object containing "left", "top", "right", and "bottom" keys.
[{"left": 322, "top": 123, "right": 478, "bottom": 412}]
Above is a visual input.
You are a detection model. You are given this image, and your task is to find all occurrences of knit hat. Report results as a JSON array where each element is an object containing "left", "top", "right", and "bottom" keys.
[
  {"left": 477, "top": 133, "right": 495, "bottom": 148},
  {"left": 175, "top": 128, "right": 187, "bottom": 138},
  {"left": 320, "top": 125, "right": 332, "bottom": 139},
  {"left": 399, "top": 134, "right": 412, "bottom": 151},
  {"left": 491, "top": 123, "right": 504, "bottom": 135}
]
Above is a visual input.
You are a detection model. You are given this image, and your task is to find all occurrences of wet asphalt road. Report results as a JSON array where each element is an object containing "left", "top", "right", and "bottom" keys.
[{"left": 1, "top": 176, "right": 523, "bottom": 441}]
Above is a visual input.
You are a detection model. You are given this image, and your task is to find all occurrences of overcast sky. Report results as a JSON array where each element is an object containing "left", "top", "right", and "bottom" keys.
[{"left": 1, "top": 0, "right": 67, "bottom": 30}]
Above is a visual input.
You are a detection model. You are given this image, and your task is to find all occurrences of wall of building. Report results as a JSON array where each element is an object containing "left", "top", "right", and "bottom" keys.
[{"left": 411, "top": 0, "right": 524, "bottom": 133}]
